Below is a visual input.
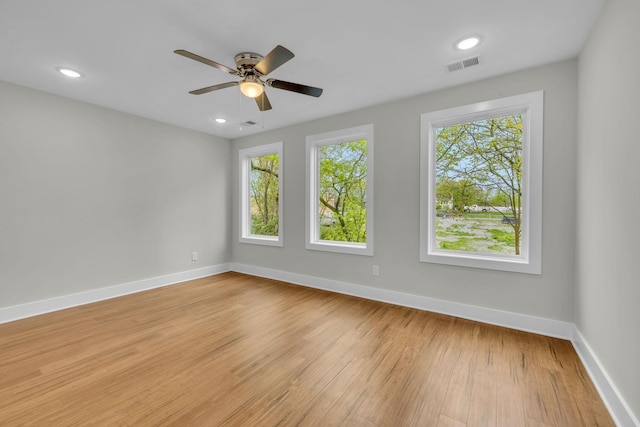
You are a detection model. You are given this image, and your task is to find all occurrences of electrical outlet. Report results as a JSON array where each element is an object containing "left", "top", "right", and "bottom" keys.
[
  {"left": 372, "top": 265, "right": 379, "bottom": 276},
  {"left": 191, "top": 252, "right": 198, "bottom": 261}
]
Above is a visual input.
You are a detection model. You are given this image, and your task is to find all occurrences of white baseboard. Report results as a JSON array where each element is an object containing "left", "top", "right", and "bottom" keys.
[
  {"left": 230, "top": 262, "right": 574, "bottom": 339},
  {"left": 572, "top": 329, "right": 639, "bottom": 427},
  {"left": 0, "top": 263, "right": 231, "bottom": 325}
]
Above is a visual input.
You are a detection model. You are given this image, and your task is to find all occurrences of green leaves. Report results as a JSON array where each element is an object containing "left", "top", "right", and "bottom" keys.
[
  {"left": 435, "top": 115, "right": 523, "bottom": 254},
  {"left": 318, "top": 140, "right": 367, "bottom": 243},
  {"left": 250, "top": 154, "right": 279, "bottom": 236}
]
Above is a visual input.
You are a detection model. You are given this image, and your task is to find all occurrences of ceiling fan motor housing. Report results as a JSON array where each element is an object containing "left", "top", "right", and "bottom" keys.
[{"left": 235, "top": 52, "right": 264, "bottom": 75}]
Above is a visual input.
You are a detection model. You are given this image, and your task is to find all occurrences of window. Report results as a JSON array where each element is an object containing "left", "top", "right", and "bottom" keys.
[
  {"left": 420, "top": 91, "right": 543, "bottom": 274},
  {"left": 306, "top": 124, "right": 374, "bottom": 256},
  {"left": 239, "top": 142, "right": 283, "bottom": 246}
]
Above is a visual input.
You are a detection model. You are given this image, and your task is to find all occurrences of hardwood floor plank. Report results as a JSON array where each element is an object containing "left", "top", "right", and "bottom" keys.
[
  {"left": 439, "top": 347, "right": 475, "bottom": 423},
  {"left": 437, "top": 414, "right": 467, "bottom": 427},
  {"left": 0, "top": 272, "right": 614, "bottom": 426}
]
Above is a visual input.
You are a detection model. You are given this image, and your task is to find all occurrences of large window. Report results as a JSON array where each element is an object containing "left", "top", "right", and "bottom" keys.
[
  {"left": 420, "top": 91, "right": 543, "bottom": 274},
  {"left": 239, "top": 142, "right": 283, "bottom": 246},
  {"left": 306, "top": 124, "right": 374, "bottom": 255}
]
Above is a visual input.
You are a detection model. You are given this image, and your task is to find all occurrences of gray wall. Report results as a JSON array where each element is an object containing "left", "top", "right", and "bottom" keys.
[
  {"left": 577, "top": 0, "right": 640, "bottom": 420},
  {"left": 231, "top": 60, "right": 578, "bottom": 322},
  {"left": 0, "top": 81, "right": 231, "bottom": 307}
]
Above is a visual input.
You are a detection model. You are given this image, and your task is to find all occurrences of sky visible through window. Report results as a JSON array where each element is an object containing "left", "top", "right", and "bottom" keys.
[{"left": 435, "top": 114, "right": 523, "bottom": 255}]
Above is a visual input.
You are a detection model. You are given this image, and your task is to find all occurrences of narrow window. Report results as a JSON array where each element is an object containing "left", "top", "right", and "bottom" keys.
[
  {"left": 420, "top": 91, "right": 543, "bottom": 273},
  {"left": 306, "top": 124, "right": 374, "bottom": 256},
  {"left": 239, "top": 142, "right": 283, "bottom": 246}
]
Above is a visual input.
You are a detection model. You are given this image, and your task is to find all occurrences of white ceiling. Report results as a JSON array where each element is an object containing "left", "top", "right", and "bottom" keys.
[{"left": 0, "top": 0, "right": 604, "bottom": 140}]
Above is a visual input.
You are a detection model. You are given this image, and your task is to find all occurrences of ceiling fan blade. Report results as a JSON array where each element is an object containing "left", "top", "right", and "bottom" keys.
[
  {"left": 174, "top": 49, "right": 238, "bottom": 75},
  {"left": 254, "top": 45, "right": 294, "bottom": 76},
  {"left": 189, "top": 81, "right": 238, "bottom": 95},
  {"left": 255, "top": 91, "right": 272, "bottom": 111},
  {"left": 267, "top": 79, "right": 323, "bottom": 97}
]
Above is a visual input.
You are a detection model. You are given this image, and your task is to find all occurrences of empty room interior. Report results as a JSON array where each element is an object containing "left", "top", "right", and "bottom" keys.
[{"left": 0, "top": 0, "right": 638, "bottom": 426}]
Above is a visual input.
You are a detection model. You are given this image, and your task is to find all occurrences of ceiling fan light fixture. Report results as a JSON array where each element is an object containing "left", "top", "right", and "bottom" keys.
[{"left": 239, "top": 76, "right": 264, "bottom": 98}]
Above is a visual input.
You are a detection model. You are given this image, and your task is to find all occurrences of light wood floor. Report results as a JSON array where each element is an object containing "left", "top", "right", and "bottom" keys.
[{"left": 0, "top": 272, "right": 613, "bottom": 426}]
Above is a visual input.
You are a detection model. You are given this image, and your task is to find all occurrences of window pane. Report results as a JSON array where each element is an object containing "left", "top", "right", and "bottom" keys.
[
  {"left": 250, "top": 154, "right": 279, "bottom": 236},
  {"left": 318, "top": 140, "right": 367, "bottom": 243},
  {"left": 435, "top": 114, "right": 523, "bottom": 256}
]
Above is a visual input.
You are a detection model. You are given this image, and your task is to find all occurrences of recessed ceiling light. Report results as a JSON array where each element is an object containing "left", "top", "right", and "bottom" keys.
[
  {"left": 456, "top": 36, "right": 481, "bottom": 50},
  {"left": 57, "top": 67, "right": 83, "bottom": 78},
  {"left": 215, "top": 118, "right": 227, "bottom": 124}
]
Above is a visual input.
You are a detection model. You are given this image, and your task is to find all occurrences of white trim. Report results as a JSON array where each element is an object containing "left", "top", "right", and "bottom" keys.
[
  {"left": 572, "top": 328, "right": 640, "bottom": 427},
  {"left": 420, "top": 91, "right": 543, "bottom": 274},
  {"left": 306, "top": 124, "right": 374, "bottom": 256},
  {"left": 230, "top": 262, "right": 572, "bottom": 339},
  {"left": 0, "top": 264, "right": 231, "bottom": 325},
  {"left": 239, "top": 142, "right": 284, "bottom": 247}
]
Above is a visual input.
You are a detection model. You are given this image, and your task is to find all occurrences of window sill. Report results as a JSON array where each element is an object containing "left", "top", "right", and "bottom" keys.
[
  {"left": 240, "top": 235, "right": 283, "bottom": 247},
  {"left": 306, "top": 240, "right": 373, "bottom": 256},
  {"left": 420, "top": 249, "right": 540, "bottom": 274}
]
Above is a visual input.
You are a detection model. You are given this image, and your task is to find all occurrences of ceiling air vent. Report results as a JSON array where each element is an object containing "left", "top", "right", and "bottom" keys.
[
  {"left": 239, "top": 120, "right": 257, "bottom": 126},
  {"left": 446, "top": 56, "right": 480, "bottom": 73}
]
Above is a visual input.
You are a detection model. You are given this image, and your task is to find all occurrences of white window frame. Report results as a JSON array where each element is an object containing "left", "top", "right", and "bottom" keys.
[
  {"left": 239, "top": 141, "right": 283, "bottom": 247},
  {"left": 420, "top": 91, "right": 543, "bottom": 274},
  {"left": 306, "top": 124, "right": 374, "bottom": 256}
]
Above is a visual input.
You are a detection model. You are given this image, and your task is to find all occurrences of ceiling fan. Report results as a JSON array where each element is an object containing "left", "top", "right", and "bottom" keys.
[{"left": 174, "top": 45, "right": 323, "bottom": 111}]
